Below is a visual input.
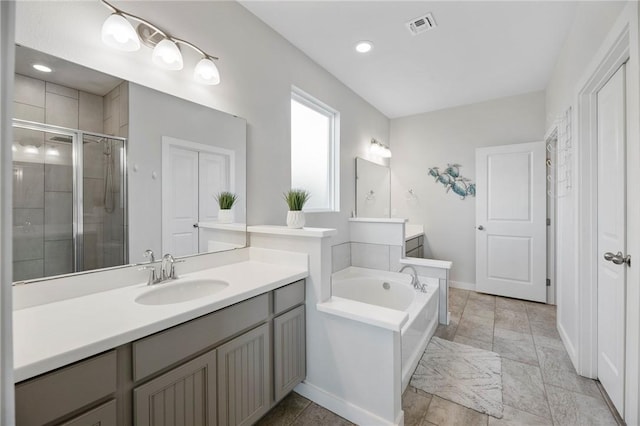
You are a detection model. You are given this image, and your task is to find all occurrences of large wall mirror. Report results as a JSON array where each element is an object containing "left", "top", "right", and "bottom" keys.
[
  {"left": 355, "top": 157, "right": 391, "bottom": 218},
  {"left": 12, "top": 45, "right": 247, "bottom": 283}
]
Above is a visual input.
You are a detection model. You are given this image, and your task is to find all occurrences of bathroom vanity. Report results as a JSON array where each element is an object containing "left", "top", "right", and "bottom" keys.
[{"left": 13, "top": 251, "right": 307, "bottom": 426}]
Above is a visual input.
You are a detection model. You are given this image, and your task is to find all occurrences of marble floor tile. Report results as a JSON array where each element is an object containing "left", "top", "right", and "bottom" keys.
[
  {"left": 529, "top": 319, "right": 561, "bottom": 340},
  {"left": 467, "top": 292, "right": 496, "bottom": 310},
  {"left": 256, "top": 392, "right": 311, "bottom": 426},
  {"left": 487, "top": 404, "right": 552, "bottom": 426},
  {"left": 402, "top": 387, "right": 433, "bottom": 426},
  {"left": 495, "top": 297, "right": 527, "bottom": 313},
  {"left": 463, "top": 299, "right": 495, "bottom": 320},
  {"left": 434, "top": 312, "right": 460, "bottom": 341},
  {"left": 291, "top": 403, "right": 353, "bottom": 426},
  {"left": 449, "top": 288, "right": 470, "bottom": 308},
  {"left": 423, "top": 396, "right": 488, "bottom": 426},
  {"left": 546, "top": 384, "right": 617, "bottom": 426},
  {"left": 453, "top": 334, "right": 493, "bottom": 352},
  {"left": 536, "top": 345, "right": 602, "bottom": 398},
  {"left": 492, "top": 328, "right": 538, "bottom": 366},
  {"left": 532, "top": 333, "right": 564, "bottom": 350},
  {"left": 456, "top": 313, "right": 495, "bottom": 344},
  {"left": 494, "top": 309, "right": 530, "bottom": 334},
  {"left": 501, "top": 358, "right": 551, "bottom": 419},
  {"left": 525, "top": 302, "right": 556, "bottom": 324}
]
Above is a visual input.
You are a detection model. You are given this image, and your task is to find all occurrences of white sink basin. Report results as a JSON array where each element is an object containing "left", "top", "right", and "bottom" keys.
[{"left": 135, "top": 278, "right": 229, "bottom": 305}]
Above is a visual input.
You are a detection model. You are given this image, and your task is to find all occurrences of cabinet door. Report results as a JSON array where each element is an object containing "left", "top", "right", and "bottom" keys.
[
  {"left": 217, "top": 323, "right": 270, "bottom": 426},
  {"left": 134, "top": 349, "right": 217, "bottom": 426},
  {"left": 273, "top": 305, "right": 306, "bottom": 402},
  {"left": 61, "top": 400, "right": 116, "bottom": 426}
]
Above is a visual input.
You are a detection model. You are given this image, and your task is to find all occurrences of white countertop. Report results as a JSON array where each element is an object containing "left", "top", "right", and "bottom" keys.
[
  {"left": 248, "top": 225, "right": 337, "bottom": 238},
  {"left": 13, "top": 259, "right": 308, "bottom": 382}
]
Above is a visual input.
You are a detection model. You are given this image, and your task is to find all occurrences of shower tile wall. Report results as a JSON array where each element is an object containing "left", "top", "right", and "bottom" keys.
[{"left": 12, "top": 74, "right": 104, "bottom": 281}]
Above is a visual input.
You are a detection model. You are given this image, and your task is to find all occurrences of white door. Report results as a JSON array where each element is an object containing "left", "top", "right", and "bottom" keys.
[
  {"left": 198, "top": 152, "right": 230, "bottom": 223},
  {"left": 476, "top": 142, "right": 546, "bottom": 302},
  {"left": 162, "top": 145, "right": 199, "bottom": 256},
  {"left": 597, "top": 64, "right": 627, "bottom": 413}
]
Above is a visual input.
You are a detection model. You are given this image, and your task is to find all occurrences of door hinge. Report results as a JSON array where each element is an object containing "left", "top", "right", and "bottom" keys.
[
  {"left": 546, "top": 278, "right": 551, "bottom": 287},
  {"left": 547, "top": 218, "right": 551, "bottom": 226}
]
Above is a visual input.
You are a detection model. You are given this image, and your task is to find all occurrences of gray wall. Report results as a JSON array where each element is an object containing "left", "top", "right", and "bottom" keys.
[
  {"left": 389, "top": 91, "right": 545, "bottom": 286},
  {"left": 15, "top": 1, "right": 390, "bottom": 248},
  {"left": 128, "top": 83, "right": 246, "bottom": 262}
]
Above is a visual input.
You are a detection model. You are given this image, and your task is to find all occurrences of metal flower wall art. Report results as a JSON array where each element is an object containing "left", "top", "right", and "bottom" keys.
[{"left": 428, "top": 164, "right": 476, "bottom": 200}]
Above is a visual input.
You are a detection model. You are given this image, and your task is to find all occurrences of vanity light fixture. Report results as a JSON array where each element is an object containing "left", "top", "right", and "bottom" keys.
[
  {"left": 355, "top": 41, "right": 373, "bottom": 53},
  {"left": 370, "top": 138, "right": 392, "bottom": 158},
  {"left": 100, "top": 0, "right": 220, "bottom": 84}
]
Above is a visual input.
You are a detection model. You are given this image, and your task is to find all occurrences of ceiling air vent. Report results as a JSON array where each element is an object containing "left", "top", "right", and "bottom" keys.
[{"left": 406, "top": 13, "right": 437, "bottom": 36}]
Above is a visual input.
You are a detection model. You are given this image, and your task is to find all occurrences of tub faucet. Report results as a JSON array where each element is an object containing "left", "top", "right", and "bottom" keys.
[{"left": 399, "top": 265, "right": 426, "bottom": 292}]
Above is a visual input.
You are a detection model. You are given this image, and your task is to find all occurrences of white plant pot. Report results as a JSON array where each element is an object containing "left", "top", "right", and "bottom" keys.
[
  {"left": 286, "top": 210, "right": 305, "bottom": 229},
  {"left": 218, "top": 209, "right": 234, "bottom": 224}
]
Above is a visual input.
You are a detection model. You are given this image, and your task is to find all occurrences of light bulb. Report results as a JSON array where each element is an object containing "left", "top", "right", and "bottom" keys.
[
  {"left": 381, "top": 147, "right": 392, "bottom": 158},
  {"left": 194, "top": 57, "right": 220, "bottom": 85},
  {"left": 355, "top": 41, "right": 373, "bottom": 53},
  {"left": 101, "top": 13, "right": 140, "bottom": 52},
  {"left": 152, "top": 39, "right": 183, "bottom": 70},
  {"left": 33, "top": 64, "right": 52, "bottom": 73},
  {"left": 46, "top": 147, "right": 60, "bottom": 157}
]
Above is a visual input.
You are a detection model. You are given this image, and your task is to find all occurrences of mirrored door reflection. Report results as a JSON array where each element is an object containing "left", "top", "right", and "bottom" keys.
[
  {"left": 13, "top": 126, "right": 74, "bottom": 281},
  {"left": 82, "top": 134, "right": 127, "bottom": 271}
]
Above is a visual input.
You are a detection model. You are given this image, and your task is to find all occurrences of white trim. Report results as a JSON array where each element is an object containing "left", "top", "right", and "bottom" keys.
[
  {"left": 0, "top": 1, "right": 15, "bottom": 423},
  {"left": 449, "top": 280, "right": 475, "bottom": 291},
  {"left": 294, "top": 381, "right": 403, "bottom": 426},
  {"left": 573, "top": 3, "right": 639, "bottom": 423}
]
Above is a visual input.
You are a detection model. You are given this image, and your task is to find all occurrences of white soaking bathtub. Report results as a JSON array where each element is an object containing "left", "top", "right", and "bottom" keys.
[{"left": 331, "top": 267, "right": 439, "bottom": 391}]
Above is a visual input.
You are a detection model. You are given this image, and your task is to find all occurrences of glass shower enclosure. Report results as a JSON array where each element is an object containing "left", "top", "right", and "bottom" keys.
[{"left": 12, "top": 119, "right": 127, "bottom": 282}]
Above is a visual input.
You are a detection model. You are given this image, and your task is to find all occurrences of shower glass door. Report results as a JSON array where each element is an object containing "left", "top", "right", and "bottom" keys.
[
  {"left": 82, "top": 133, "right": 127, "bottom": 271},
  {"left": 12, "top": 120, "right": 128, "bottom": 282},
  {"left": 12, "top": 122, "right": 76, "bottom": 281}
]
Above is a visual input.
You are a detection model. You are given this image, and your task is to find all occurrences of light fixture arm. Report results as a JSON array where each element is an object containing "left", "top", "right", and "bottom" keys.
[{"left": 100, "top": 0, "right": 218, "bottom": 60}]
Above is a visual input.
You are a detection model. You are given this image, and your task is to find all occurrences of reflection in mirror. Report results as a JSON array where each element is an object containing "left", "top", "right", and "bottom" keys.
[
  {"left": 12, "top": 45, "right": 247, "bottom": 284},
  {"left": 355, "top": 157, "right": 391, "bottom": 218}
]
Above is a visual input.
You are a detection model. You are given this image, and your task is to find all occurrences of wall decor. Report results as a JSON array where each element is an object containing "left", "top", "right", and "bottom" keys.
[{"left": 428, "top": 164, "right": 476, "bottom": 200}]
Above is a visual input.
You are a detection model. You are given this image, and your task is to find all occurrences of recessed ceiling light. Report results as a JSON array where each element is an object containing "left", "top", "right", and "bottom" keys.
[
  {"left": 32, "top": 64, "right": 52, "bottom": 73},
  {"left": 355, "top": 41, "right": 373, "bottom": 54}
]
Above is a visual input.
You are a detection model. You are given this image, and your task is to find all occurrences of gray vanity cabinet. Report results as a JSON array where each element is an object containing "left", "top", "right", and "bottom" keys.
[
  {"left": 406, "top": 235, "right": 424, "bottom": 258},
  {"left": 273, "top": 305, "right": 306, "bottom": 401},
  {"left": 217, "top": 323, "right": 270, "bottom": 425},
  {"left": 133, "top": 349, "right": 217, "bottom": 426}
]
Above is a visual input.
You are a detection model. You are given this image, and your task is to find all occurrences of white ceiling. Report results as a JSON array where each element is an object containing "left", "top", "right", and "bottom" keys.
[
  {"left": 15, "top": 45, "right": 123, "bottom": 96},
  {"left": 240, "top": 1, "right": 579, "bottom": 118}
]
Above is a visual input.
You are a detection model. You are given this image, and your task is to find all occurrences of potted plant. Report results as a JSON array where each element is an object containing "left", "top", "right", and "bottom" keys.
[
  {"left": 283, "top": 189, "right": 310, "bottom": 228},
  {"left": 215, "top": 191, "right": 238, "bottom": 224}
]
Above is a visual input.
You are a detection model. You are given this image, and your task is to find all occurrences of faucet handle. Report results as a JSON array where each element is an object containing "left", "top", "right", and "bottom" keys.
[
  {"left": 138, "top": 264, "right": 159, "bottom": 285},
  {"left": 144, "top": 249, "right": 155, "bottom": 263}
]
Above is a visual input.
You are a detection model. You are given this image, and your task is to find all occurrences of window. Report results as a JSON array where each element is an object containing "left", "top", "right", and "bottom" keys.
[{"left": 291, "top": 88, "right": 340, "bottom": 212}]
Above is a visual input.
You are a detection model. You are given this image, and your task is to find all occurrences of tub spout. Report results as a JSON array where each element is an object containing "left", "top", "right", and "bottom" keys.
[{"left": 399, "top": 265, "right": 426, "bottom": 292}]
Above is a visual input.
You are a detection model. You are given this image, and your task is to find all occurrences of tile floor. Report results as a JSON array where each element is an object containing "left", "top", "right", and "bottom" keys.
[{"left": 258, "top": 289, "right": 620, "bottom": 426}]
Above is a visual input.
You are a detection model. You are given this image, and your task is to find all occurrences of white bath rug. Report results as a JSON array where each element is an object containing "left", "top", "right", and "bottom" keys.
[{"left": 410, "top": 336, "right": 503, "bottom": 418}]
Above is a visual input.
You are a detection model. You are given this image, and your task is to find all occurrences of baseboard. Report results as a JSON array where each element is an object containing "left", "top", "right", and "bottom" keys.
[
  {"left": 294, "top": 381, "right": 401, "bottom": 426},
  {"left": 449, "top": 280, "right": 476, "bottom": 291}
]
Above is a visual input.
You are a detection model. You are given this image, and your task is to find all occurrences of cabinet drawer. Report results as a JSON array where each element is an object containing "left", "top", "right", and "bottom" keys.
[
  {"left": 133, "top": 293, "right": 269, "bottom": 381},
  {"left": 274, "top": 280, "right": 305, "bottom": 315},
  {"left": 61, "top": 399, "right": 116, "bottom": 426},
  {"left": 405, "top": 236, "right": 420, "bottom": 252},
  {"left": 16, "top": 351, "right": 117, "bottom": 426}
]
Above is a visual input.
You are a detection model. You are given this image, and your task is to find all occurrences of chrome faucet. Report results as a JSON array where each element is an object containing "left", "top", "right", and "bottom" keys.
[
  {"left": 161, "top": 253, "right": 181, "bottom": 281},
  {"left": 399, "top": 265, "right": 426, "bottom": 292},
  {"left": 139, "top": 249, "right": 160, "bottom": 285}
]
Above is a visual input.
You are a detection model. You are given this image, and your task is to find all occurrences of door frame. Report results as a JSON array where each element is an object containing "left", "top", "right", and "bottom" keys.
[
  {"left": 574, "top": 4, "right": 639, "bottom": 423},
  {"left": 161, "top": 136, "right": 235, "bottom": 254}
]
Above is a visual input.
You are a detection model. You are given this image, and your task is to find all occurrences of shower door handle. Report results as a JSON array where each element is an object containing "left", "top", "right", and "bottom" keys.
[{"left": 193, "top": 223, "right": 199, "bottom": 228}]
